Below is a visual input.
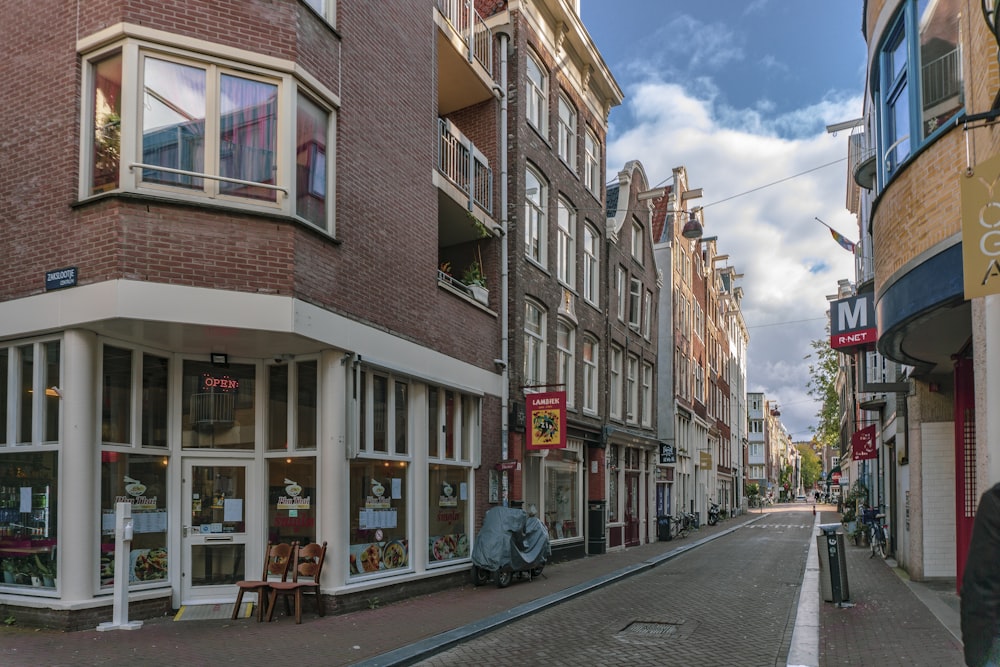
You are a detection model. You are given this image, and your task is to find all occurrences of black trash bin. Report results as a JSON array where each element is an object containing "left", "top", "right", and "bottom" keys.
[
  {"left": 587, "top": 501, "right": 606, "bottom": 555},
  {"left": 657, "top": 515, "right": 672, "bottom": 541},
  {"left": 817, "top": 523, "right": 850, "bottom": 604}
]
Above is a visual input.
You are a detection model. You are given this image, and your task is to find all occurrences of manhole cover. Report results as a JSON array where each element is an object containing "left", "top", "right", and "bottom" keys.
[{"left": 621, "top": 621, "right": 679, "bottom": 637}]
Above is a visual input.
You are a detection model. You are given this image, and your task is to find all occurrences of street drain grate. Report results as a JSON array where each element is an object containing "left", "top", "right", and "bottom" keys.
[{"left": 621, "top": 621, "right": 679, "bottom": 637}]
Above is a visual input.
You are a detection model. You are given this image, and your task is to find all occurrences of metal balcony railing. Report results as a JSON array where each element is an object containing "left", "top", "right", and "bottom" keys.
[
  {"left": 438, "top": 118, "right": 493, "bottom": 214},
  {"left": 922, "top": 48, "right": 961, "bottom": 111},
  {"left": 436, "top": 0, "right": 493, "bottom": 77}
]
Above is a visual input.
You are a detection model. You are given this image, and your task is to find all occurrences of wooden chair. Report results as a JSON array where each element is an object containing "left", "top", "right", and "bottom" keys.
[
  {"left": 231, "top": 541, "right": 294, "bottom": 621},
  {"left": 266, "top": 541, "right": 327, "bottom": 623}
]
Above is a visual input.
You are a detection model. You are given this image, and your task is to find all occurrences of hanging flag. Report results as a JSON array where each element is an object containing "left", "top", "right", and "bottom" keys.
[
  {"left": 829, "top": 227, "right": 856, "bottom": 252},
  {"left": 816, "top": 217, "right": 856, "bottom": 253}
]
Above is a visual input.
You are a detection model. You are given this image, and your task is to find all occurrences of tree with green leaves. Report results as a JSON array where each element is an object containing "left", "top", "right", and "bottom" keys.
[
  {"left": 797, "top": 442, "right": 822, "bottom": 490},
  {"left": 805, "top": 335, "right": 840, "bottom": 451}
]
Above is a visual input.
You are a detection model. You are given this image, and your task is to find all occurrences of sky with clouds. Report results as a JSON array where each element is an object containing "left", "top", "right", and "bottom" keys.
[{"left": 583, "top": 1, "right": 868, "bottom": 440}]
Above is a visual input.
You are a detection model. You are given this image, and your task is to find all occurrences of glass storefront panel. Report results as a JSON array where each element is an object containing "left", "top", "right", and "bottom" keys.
[
  {"left": 141, "top": 354, "right": 169, "bottom": 447},
  {"left": 189, "top": 464, "right": 246, "bottom": 533},
  {"left": 42, "top": 342, "right": 60, "bottom": 443},
  {"left": 267, "top": 457, "right": 316, "bottom": 546},
  {"left": 427, "top": 464, "right": 470, "bottom": 564},
  {"left": 0, "top": 451, "right": 58, "bottom": 590},
  {"left": 349, "top": 459, "right": 409, "bottom": 577},
  {"left": 190, "top": 544, "right": 244, "bottom": 586},
  {"left": 99, "top": 452, "right": 169, "bottom": 588},
  {"left": 181, "top": 360, "right": 255, "bottom": 449},
  {"left": 0, "top": 350, "right": 7, "bottom": 443},
  {"left": 297, "top": 361, "right": 317, "bottom": 449},
  {"left": 102, "top": 346, "right": 132, "bottom": 444},
  {"left": 268, "top": 364, "right": 288, "bottom": 451},
  {"left": 544, "top": 459, "right": 579, "bottom": 541},
  {"left": 18, "top": 345, "right": 32, "bottom": 444}
]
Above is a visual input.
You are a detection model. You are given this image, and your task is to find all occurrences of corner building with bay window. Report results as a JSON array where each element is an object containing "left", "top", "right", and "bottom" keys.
[{"left": 0, "top": 0, "right": 506, "bottom": 628}]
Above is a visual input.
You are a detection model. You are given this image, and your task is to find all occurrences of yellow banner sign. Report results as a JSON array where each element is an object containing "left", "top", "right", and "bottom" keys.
[
  {"left": 961, "top": 152, "right": 1000, "bottom": 298},
  {"left": 699, "top": 451, "right": 713, "bottom": 468}
]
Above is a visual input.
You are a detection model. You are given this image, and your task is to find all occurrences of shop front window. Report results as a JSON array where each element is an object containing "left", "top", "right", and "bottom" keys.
[
  {"left": 0, "top": 451, "right": 58, "bottom": 590},
  {"left": 99, "top": 453, "right": 168, "bottom": 588},
  {"left": 544, "top": 455, "right": 580, "bottom": 541},
  {"left": 608, "top": 446, "right": 619, "bottom": 523},
  {"left": 267, "top": 457, "right": 316, "bottom": 546},
  {"left": 182, "top": 360, "right": 255, "bottom": 449},
  {"left": 427, "top": 464, "right": 470, "bottom": 564},
  {"left": 267, "top": 360, "right": 318, "bottom": 451},
  {"left": 349, "top": 459, "right": 409, "bottom": 577}
]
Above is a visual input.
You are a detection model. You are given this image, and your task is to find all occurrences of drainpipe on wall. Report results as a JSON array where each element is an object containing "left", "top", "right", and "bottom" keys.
[{"left": 498, "top": 30, "right": 510, "bottom": 462}]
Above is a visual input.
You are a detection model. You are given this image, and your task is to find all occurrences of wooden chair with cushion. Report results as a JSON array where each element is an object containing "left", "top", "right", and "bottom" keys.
[
  {"left": 231, "top": 541, "right": 295, "bottom": 621},
  {"left": 266, "top": 541, "right": 327, "bottom": 623}
]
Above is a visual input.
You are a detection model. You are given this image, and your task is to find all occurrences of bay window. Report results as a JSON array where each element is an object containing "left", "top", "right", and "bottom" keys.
[
  {"left": 82, "top": 40, "right": 335, "bottom": 232},
  {"left": 876, "top": 0, "right": 962, "bottom": 182}
]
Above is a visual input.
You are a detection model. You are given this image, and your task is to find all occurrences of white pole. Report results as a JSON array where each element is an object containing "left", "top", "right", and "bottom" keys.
[{"left": 96, "top": 502, "right": 143, "bottom": 631}]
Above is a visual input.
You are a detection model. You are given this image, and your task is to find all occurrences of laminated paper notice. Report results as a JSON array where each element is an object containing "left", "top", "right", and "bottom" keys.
[{"left": 223, "top": 498, "right": 243, "bottom": 523}]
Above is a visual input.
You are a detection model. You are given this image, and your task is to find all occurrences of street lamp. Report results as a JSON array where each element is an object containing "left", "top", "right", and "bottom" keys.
[{"left": 681, "top": 208, "right": 703, "bottom": 239}]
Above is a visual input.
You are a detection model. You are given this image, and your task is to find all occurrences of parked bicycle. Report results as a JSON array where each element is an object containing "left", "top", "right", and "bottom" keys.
[
  {"left": 862, "top": 506, "right": 888, "bottom": 559},
  {"left": 671, "top": 511, "right": 697, "bottom": 539}
]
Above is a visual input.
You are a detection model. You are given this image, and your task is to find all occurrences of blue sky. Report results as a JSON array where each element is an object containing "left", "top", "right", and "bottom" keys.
[{"left": 583, "top": 1, "right": 868, "bottom": 440}]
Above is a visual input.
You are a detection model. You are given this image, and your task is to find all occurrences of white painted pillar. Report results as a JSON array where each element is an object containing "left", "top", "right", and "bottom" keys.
[
  {"left": 60, "top": 328, "right": 98, "bottom": 602},
  {"left": 320, "top": 349, "right": 347, "bottom": 587},
  {"left": 984, "top": 295, "right": 1000, "bottom": 488}
]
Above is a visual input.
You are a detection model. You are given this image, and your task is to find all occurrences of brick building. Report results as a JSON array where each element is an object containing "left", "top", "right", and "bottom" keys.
[{"left": 0, "top": 0, "right": 505, "bottom": 628}]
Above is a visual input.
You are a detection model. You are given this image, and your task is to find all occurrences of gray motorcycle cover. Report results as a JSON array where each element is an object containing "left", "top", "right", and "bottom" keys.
[{"left": 471, "top": 506, "right": 551, "bottom": 572}]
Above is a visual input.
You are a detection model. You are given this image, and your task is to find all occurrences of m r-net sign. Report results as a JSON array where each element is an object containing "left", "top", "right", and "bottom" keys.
[{"left": 830, "top": 293, "right": 877, "bottom": 350}]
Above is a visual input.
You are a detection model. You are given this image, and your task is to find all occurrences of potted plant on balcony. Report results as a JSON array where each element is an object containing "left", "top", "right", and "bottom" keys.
[{"left": 462, "top": 260, "right": 488, "bottom": 305}]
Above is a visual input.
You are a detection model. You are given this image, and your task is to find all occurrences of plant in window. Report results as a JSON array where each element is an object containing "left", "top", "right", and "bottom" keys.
[{"left": 461, "top": 261, "right": 486, "bottom": 287}]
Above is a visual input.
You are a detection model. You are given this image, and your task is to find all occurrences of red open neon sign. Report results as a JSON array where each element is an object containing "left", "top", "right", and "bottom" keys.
[{"left": 202, "top": 373, "right": 239, "bottom": 391}]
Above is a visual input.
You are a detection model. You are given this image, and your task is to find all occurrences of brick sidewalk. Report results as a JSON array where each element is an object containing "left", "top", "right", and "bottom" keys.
[{"left": 817, "top": 512, "right": 964, "bottom": 666}]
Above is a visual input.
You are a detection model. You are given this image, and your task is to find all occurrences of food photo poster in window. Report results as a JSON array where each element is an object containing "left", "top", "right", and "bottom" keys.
[
  {"left": 99, "top": 453, "right": 168, "bottom": 587},
  {"left": 348, "top": 461, "right": 409, "bottom": 576},
  {"left": 427, "top": 466, "right": 469, "bottom": 563}
]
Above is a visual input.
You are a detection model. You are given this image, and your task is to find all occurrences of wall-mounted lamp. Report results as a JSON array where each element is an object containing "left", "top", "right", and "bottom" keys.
[
  {"left": 681, "top": 208, "right": 704, "bottom": 240},
  {"left": 46, "top": 386, "right": 63, "bottom": 399},
  {"left": 210, "top": 353, "right": 229, "bottom": 367}
]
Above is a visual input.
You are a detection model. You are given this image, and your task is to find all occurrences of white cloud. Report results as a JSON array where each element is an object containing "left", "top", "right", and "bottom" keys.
[{"left": 607, "top": 83, "right": 862, "bottom": 439}]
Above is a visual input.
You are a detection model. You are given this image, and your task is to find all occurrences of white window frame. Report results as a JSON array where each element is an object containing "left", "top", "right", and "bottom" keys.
[
  {"left": 525, "top": 166, "right": 547, "bottom": 266},
  {"left": 626, "top": 355, "right": 638, "bottom": 424},
  {"left": 628, "top": 278, "right": 642, "bottom": 329},
  {"left": 610, "top": 345, "right": 623, "bottom": 420},
  {"left": 642, "top": 289, "right": 653, "bottom": 339},
  {"left": 556, "top": 320, "right": 575, "bottom": 408},
  {"left": 524, "top": 301, "right": 547, "bottom": 387},
  {"left": 641, "top": 361, "right": 653, "bottom": 427},
  {"left": 583, "top": 223, "right": 599, "bottom": 306},
  {"left": 616, "top": 266, "right": 627, "bottom": 322},
  {"left": 556, "top": 198, "right": 576, "bottom": 287},
  {"left": 584, "top": 129, "right": 600, "bottom": 196},
  {"left": 1, "top": 338, "right": 62, "bottom": 447},
  {"left": 357, "top": 370, "right": 411, "bottom": 458},
  {"left": 557, "top": 94, "right": 577, "bottom": 169},
  {"left": 582, "top": 335, "right": 599, "bottom": 416},
  {"left": 631, "top": 221, "right": 643, "bottom": 261},
  {"left": 79, "top": 38, "right": 338, "bottom": 234},
  {"left": 526, "top": 50, "right": 548, "bottom": 133},
  {"left": 302, "top": 0, "right": 337, "bottom": 25}
]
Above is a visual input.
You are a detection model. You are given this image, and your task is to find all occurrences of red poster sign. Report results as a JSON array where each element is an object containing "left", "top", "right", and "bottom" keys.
[
  {"left": 851, "top": 424, "right": 878, "bottom": 460},
  {"left": 525, "top": 391, "right": 566, "bottom": 450}
]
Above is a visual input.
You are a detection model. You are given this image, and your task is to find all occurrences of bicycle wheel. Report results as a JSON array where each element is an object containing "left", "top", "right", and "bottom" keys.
[{"left": 874, "top": 529, "right": 886, "bottom": 559}]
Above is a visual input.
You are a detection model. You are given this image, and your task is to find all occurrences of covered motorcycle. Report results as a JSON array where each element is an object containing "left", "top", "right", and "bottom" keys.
[{"left": 471, "top": 506, "right": 551, "bottom": 587}]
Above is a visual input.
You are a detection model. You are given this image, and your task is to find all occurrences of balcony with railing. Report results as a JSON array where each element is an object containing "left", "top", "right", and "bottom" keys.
[{"left": 435, "top": 0, "right": 497, "bottom": 114}]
